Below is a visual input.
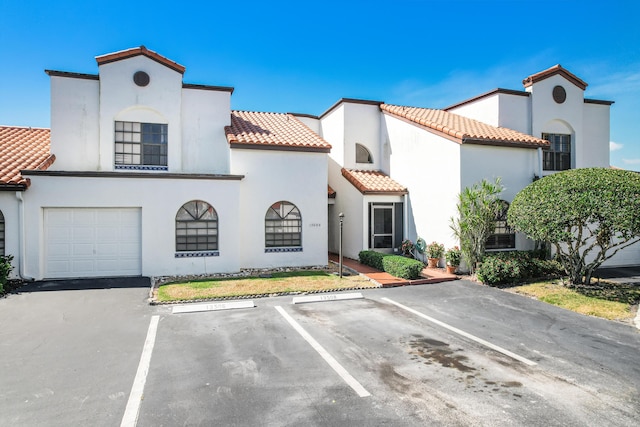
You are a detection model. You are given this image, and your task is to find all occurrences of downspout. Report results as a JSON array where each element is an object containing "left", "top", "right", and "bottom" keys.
[
  {"left": 537, "top": 147, "right": 543, "bottom": 178},
  {"left": 403, "top": 194, "right": 408, "bottom": 240},
  {"left": 15, "top": 191, "right": 35, "bottom": 281}
]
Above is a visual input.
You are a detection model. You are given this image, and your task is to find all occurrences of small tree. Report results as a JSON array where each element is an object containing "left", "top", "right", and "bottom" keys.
[
  {"left": 450, "top": 178, "right": 504, "bottom": 273},
  {"left": 508, "top": 168, "right": 640, "bottom": 285},
  {"left": 0, "top": 255, "right": 14, "bottom": 294}
]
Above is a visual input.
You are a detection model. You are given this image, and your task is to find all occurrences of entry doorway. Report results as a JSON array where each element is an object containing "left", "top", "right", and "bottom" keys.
[{"left": 369, "top": 202, "right": 403, "bottom": 253}]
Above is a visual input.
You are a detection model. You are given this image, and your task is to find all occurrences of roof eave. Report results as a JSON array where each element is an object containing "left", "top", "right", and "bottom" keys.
[
  {"left": 361, "top": 190, "right": 408, "bottom": 196},
  {"left": 462, "top": 138, "right": 549, "bottom": 149},
  {"left": 229, "top": 142, "right": 331, "bottom": 153},
  {"left": 95, "top": 46, "right": 186, "bottom": 74},
  {"left": 0, "top": 183, "right": 27, "bottom": 191},
  {"left": 444, "top": 88, "right": 529, "bottom": 111}
]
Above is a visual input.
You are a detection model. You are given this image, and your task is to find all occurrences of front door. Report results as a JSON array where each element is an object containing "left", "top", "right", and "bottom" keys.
[{"left": 371, "top": 204, "right": 394, "bottom": 252}]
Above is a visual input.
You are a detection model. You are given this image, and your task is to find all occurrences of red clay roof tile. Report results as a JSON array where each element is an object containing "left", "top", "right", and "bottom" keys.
[
  {"left": 328, "top": 185, "right": 336, "bottom": 198},
  {"left": 225, "top": 111, "right": 332, "bottom": 152},
  {"left": 381, "top": 104, "right": 549, "bottom": 148},
  {"left": 95, "top": 46, "right": 186, "bottom": 74},
  {"left": 522, "top": 64, "right": 587, "bottom": 90},
  {"left": 0, "top": 126, "right": 54, "bottom": 189},
  {"left": 342, "top": 169, "right": 407, "bottom": 195}
]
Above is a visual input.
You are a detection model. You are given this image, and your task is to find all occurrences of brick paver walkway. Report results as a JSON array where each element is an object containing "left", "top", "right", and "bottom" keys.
[{"left": 328, "top": 253, "right": 457, "bottom": 287}]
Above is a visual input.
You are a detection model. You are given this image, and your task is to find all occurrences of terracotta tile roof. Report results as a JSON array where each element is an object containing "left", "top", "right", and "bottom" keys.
[
  {"left": 0, "top": 126, "right": 54, "bottom": 189},
  {"left": 225, "top": 111, "right": 332, "bottom": 153},
  {"left": 328, "top": 185, "right": 336, "bottom": 198},
  {"left": 95, "top": 46, "right": 186, "bottom": 74},
  {"left": 381, "top": 104, "right": 549, "bottom": 148},
  {"left": 341, "top": 169, "right": 407, "bottom": 195},
  {"left": 522, "top": 64, "right": 587, "bottom": 90}
]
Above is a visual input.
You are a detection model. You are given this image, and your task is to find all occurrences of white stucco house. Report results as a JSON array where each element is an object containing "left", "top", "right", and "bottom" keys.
[
  {"left": 0, "top": 47, "right": 636, "bottom": 280},
  {"left": 0, "top": 47, "right": 330, "bottom": 280},
  {"left": 314, "top": 65, "right": 633, "bottom": 266}
]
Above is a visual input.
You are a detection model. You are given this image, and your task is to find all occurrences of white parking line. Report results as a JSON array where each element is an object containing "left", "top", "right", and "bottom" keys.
[
  {"left": 381, "top": 298, "right": 537, "bottom": 366},
  {"left": 121, "top": 315, "right": 160, "bottom": 427},
  {"left": 274, "top": 306, "right": 371, "bottom": 397}
]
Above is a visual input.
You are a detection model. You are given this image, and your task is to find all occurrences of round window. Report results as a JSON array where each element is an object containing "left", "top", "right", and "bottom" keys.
[
  {"left": 133, "top": 71, "right": 150, "bottom": 87},
  {"left": 552, "top": 85, "right": 566, "bottom": 104}
]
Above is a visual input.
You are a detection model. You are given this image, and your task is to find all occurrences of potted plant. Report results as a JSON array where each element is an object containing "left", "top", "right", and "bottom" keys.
[
  {"left": 400, "top": 239, "right": 415, "bottom": 257},
  {"left": 445, "top": 246, "right": 461, "bottom": 274},
  {"left": 426, "top": 241, "right": 445, "bottom": 268}
]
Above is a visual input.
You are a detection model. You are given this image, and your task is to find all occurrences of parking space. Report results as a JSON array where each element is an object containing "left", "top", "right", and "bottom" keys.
[
  {"left": 0, "top": 278, "right": 152, "bottom": 427},
  {"left": 138, "top": 284, "right": 640, "bottom": 426},
  {"left": 2, "top": 279, "right": 639, "bottom": 426}
]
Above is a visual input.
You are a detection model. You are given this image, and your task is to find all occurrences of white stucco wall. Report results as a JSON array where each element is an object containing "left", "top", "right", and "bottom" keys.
[
  {"left": 498, "top": 93, "right": 531, "bottom": 134},
  {"left": 0, "top": 192, "right": 20, "bottom": 277},
  {"left": 528, "top": 75, "right": 584, "bottom": 173},
  {"left": 21, "top": 175, "right": 242, "bottom": 279},
  {"left": 342, "top": 103, "right": 382, "bottom": 171},
  {"left": 321, "top": 105, "right": 345, "bottom": 166},
  {"left": 181, "top": 88, "right": 232, "bottom": 174},
  {"left": 327, "top": 158, "right": 364, "bottom": 259},
  {"left": 231, "top": 149, "right": 328, "bottom": 268},
  {"left": 49, "top": 76, "right": 100, "bottom": 171},
  {"left": 449, "top": 92, "right": 531, "bottom": 135},
  {"left": 98, "top": 56, "right": 183, "bottom": 172},
  {"left": 448, "top": 94, "right": 501, "bottom": 127},
  {"left": 460, "top": 144, "right": 539, "bottom": 251},
  {"left": 383, "top": 114, "right": 461, "bottom": 250},
  {"left": 582, "top": 103, "right": 611, "bottom": 167}
]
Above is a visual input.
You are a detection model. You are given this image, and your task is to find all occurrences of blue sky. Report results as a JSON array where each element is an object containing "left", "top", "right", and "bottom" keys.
[{"left": 1, "top": 0, "right": 639, "bottom": 170}]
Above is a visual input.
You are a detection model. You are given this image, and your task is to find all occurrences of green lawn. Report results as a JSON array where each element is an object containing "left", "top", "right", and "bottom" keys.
[
  {"left": 156, "top": 270, "right": 376, "bottom": 302},
  {"left": 511, "top": 281, "right": 637, "bottom": 321}
]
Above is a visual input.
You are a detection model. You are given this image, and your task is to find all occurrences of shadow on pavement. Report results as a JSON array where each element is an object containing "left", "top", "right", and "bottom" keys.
[
  {"left": 14, "top": 277, "right": 151, "bottom": 293},
  {"left": 594, "top": 266, "right": 640, "bottom": 285}
]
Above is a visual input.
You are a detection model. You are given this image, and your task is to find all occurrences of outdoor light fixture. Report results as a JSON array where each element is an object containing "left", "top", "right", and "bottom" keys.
[{"left": 339, "top": 212, "right": 344, "bottom": 278}]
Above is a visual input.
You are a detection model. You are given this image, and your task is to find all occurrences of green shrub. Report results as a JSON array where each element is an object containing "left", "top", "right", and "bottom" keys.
[
  {"left": 477, "top": 256, "right": 521, "bottom": 285},
  {"left": 477, "top": 251, "right": 563, "bottom": 286},
  {"left": 0, "top": 255, "right": 14, "bottom": 294},
  {"left": 358, "top": 250, "right": 387, "bottom": 271},
  {"left": 382, "top": 255, "right": 424, "bottom": 279},
  {"left": 358, "top": 250, "right": 425, "bottom": 279}
]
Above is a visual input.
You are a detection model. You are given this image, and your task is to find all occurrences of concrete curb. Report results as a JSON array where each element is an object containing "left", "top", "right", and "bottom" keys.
[{"left": 635, "top": 306, "right": 640, "bottom": 330}]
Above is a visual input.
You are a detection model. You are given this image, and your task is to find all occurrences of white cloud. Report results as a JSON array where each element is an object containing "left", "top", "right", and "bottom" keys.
[
  {"left": 610, "top": 141, "right": 623, "bottom": 151},
  {"left": 622, "top": 158, "right": 640, "bottom": 165}
]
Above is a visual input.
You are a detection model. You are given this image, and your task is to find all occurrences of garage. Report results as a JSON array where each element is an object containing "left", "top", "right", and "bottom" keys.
[{"left": 44, "top": 208, "right": 141, "bottom": 279}]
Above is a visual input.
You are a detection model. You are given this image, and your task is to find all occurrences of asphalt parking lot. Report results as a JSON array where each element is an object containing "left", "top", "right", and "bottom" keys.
[{"left": 1, "top": 279, "right": 639, "bottom": 426}]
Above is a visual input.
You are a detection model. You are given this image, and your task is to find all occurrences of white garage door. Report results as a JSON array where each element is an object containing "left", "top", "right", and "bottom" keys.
[{"left": 44, "top": 208, "right": 142, "bottom": 278}]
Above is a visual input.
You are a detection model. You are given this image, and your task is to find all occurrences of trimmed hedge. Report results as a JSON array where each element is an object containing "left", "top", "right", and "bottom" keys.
[
  {"left": 358, "top": 250, "right": 424, "bottom": 279},
  {"left": 358, "top": 250, "right": 386, "bottom": 271},
  {"left": 476, "top": 251, "right": 563, "bottom": 286},
  {"left": 382, "top": 256, "right": 424, "bottom": 279}
]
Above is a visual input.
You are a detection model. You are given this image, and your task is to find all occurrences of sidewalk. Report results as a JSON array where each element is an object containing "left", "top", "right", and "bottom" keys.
[{"left": 328, "top": 253, "right": 458, "bottom": 287}]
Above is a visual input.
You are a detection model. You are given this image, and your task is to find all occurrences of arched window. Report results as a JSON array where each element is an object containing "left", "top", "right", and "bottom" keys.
[
  {"left": 356, "top": 143, "right": 373, "bottom": 164},
  {"left": 0, "top": 210, "right": 4, "bottom": 256},
  {"left": 486, "top": 200, "right": 515, "bottom": 250},
  {"left": 175, "top": 200, "right": 218, "bottom": 252},
  {"left": 265, "top": 201, "right": 302, "bottom": 248}
]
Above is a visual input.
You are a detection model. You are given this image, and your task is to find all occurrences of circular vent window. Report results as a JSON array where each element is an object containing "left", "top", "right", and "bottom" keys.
[
  {"left": 133, "top": 71, "right": 150, "bottom": 87},
  {"left": 552, "top": 85, "right": 566, "bottom": 104}
]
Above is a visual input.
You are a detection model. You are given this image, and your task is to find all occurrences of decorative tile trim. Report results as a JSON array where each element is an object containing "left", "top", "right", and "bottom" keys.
[
  {"left": 115, "top": 165, "right": 169, "bottom": 171},
  {"left": 265, "top": 247, "right": 303, "bottom": 253},
  {"left": 175, "top": 251, "right": 220, "bottom": 258}
]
